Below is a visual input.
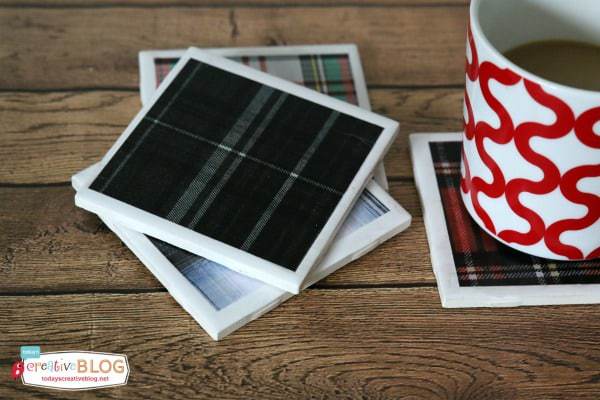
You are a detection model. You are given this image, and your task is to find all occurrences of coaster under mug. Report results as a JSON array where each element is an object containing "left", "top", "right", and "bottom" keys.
[{"left": 411, "top": 133, "right": 600, "bottom": 308}]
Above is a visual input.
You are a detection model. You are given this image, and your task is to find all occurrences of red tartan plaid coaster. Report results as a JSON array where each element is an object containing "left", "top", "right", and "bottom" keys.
[{"left": 411, "top": 133, "right": 600, "bottom": 307}]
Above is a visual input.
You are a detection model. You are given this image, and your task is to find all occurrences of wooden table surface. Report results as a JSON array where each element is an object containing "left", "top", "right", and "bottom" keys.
[{"left": 1, "top": 1, "right": 599, "bottom": 398}]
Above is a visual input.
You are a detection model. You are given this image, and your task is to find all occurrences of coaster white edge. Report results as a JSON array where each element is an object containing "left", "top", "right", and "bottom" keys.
[
  {"left": 410, "top": 132, "right": 600, "bottom": 308},
  {"left": 72, "top": 164, "right": 411, "bottom": 340},
  {"left": 76, "top": 47, "right": 399, "bottom": 293},
  {"left": 138, "top": 44, "right": 389, "bottom": 190}
]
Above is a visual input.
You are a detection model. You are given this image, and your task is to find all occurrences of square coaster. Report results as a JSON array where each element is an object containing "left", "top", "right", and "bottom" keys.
[
  {"left": 138, "top": 44, "right": 389, "bottom": 190},
  {"left": 75, "top": 47, "right": 399, "bottom": 293},
  {"left": 73, "top": 164, "right": 410, "bottom": 340},
  {"left": 410, "top": 133, "right": 600, "bottom": 307}
]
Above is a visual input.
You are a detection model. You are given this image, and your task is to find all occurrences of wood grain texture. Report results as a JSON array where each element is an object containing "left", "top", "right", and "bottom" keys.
[
  {"left": 0, "top": 0, "right": 469, "bottom": 6},
  {"left": 0, "top": 89, "right": 463, "bottom": 184},
  {"left": 1, "top": 288, "right": 600, "bottom": 399},
  {"left": 0, "top": 6, "right": 468, "bottom": 89},
  {"left": 0, "top": 181, "right": 431, "bottom": 293},
  {"left": 5, "top": 3, "right": 599, "bottom": 399},
  {"left": 0, "top": 91, "right": 141, "bottom": 184}
]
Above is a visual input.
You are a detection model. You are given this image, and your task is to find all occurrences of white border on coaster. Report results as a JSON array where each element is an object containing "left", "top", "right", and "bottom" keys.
[
  {"left": 410, "top": 132, "right": 600, "bottom": 308},
  {"left": 76, "top": 47, "right": 399, "bottom": 294},
  {"left": 72, "top": 164, "right": 411, "bottom": 340},
  {"left": 138, "top": 44, "right": 389, "bottom": 190}
]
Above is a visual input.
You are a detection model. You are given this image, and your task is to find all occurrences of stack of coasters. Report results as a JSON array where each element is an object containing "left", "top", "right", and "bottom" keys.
[
  {"left": 72, "top": 45, "right": 411, "bottom": 340},
  {"left": 410, "top": 133, "right": 600, "bottom": 307}
]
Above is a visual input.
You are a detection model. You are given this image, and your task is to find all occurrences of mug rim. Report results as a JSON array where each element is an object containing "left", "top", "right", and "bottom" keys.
[{"left": 470, "top": 0, "right": 600, "bottom": 97}]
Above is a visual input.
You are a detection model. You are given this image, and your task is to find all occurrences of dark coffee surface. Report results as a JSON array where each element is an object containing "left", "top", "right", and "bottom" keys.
[{"left": 504, "top": 40, "right": 600, "bottom": 91}]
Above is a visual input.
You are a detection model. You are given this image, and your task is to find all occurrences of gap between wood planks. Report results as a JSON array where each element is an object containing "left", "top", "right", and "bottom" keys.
[
  {"left": 0, "top": 84, "right": 463, "bottom": 93},
  {"left": 0, "top": 86, "right": 465, "bottom": 184},
  {"left": 0, "top": 2, "right": 469, "bottom": 10},
  {"left": 0, "top": 283, "right": 437, "bottom": 297}
]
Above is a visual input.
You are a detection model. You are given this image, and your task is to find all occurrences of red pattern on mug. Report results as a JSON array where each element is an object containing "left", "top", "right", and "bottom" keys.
[
  {"left": 500, "top": 81, "right": 574, "bottom": 245},
  {"left": 462, "top": 59, "right": 520, "bottom": 234},
  {"left": 461, "top": 16, "right": 600, "bottom": 261},
  {"left": 575, "top": 107, "right": 600, "bottom": 149},
  {"left": 546, "top": 165, "right": 600, "bottom": 259}
]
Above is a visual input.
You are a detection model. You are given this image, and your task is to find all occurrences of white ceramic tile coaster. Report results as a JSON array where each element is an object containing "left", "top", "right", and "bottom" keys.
[
  {"left": 75, "top": 47, "right": 400, "bottom": 293},
  {"left": 73, "top": 164, "right": 410, "bottom": 340}
]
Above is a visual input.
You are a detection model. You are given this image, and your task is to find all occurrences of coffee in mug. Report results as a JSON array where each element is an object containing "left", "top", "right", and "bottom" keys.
[{"left": 504, "top": 40, "right": 600, "bottom": 91}]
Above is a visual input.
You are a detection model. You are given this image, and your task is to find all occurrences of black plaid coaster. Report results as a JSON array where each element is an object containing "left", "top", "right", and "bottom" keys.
[
  {"left": 91, "top": 59, "right": 382, "bottom": 271},
  {"left": 77, "top": 49, "right": 398, "bottom": 293}
]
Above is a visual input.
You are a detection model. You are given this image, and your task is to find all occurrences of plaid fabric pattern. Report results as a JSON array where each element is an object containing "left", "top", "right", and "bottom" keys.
[
  {"left": 430, "top": 141, "right": 600, "bottom": 286},
  {"left": 155, "top": 58, "right": 178, "bottom": 85},
  {"left": 92, "top": 59, "right": 382, "bottom": 271},
  {"left": 154, "top": 54, "right": 358, "bottom": 104},
  {"left": 150, "top": 237, "right": 263, "bottom": 310},
  {"left": 149, "top": 188, "right": 388, "bottom": 310}
]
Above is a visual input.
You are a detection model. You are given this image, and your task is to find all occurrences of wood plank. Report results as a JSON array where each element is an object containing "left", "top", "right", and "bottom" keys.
[
  {"left": 0, "top": 6, "right": 468, "bottom": 89},
  {"left": 0, "top": 89, "right": 463, "bottom": 184},
  {"left": 0, "top": 91, "right": 141, "bottom": 184},
  {"left": 0, "top": 0, "right": 469, "bottom": 6},
  {"left": 0, "top": 181, "right": 431, "bottom": 293},
  {"left": 374, "top": 87, "right": 463, "bottom": 178},
  {"left": 1, "top": 288, "right": 600, "bottom": 399}
]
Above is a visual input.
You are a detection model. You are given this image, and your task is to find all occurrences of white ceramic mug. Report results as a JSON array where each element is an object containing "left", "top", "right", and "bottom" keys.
[{"left": 461, "top": 0, "right": 600, "bottom": 260}]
